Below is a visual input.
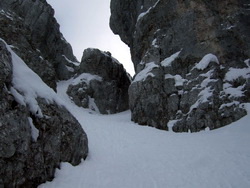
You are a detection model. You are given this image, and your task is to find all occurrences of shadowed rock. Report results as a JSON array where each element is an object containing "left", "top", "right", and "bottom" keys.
[{"left": 67, "top": 48, "right": 131, "bottom": 114}]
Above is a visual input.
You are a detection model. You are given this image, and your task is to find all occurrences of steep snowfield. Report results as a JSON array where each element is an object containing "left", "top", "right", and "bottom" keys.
[{"left": 39, "top": 79, "right": 250, "bottom": 188}]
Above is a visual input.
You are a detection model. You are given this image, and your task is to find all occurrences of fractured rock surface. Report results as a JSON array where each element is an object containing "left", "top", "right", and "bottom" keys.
[
  {"left": 0, "top": 0, "right": 78, "bottom": 90},
  {"left": 67, "top": 48, "right": 131, "bottom": 114},
  {"left": 0, "top": 0, "right": 90, "bottom": 185},
  {"left": 110, "top": 0, "right": 250, "bottom": 132},
  {"left": 0, "top": 40, "right": 88, "bottom": 187}
]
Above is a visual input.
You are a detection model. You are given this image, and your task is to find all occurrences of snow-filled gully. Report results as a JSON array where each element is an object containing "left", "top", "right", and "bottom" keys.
[{"left": 39, "top": 79, "right": 250, "bottom": 188}]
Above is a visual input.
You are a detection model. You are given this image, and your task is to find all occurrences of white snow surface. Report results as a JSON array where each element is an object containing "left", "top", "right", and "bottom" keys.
[
  {"left": 223, "top": 61, "right": 249, "bottom": 99},
  {"left": 219, "top": 101, "right": 240, "bottom": 110},
  {"left": 188, "top": 86, "right": 213, "bottom": 114},
  {"left": 88, "top": 96, "right": 100, "bottom": 113},
  {"left": 137, "top": 0, "right": 160, "bottom": 22},
  {"left": 223, "top": 83, "right": 245, "bottom": 99},
  {"left": 2, "top": 39, "right": 63, "bottom": 117},
  {"left": 71, "top": 73, "right": 103, "bottom": 85},
  {"left": 151, "top": 38, "right": 159, "bottom": 48},
  {"left": 165, "top": 74, "right": 186, "bottom": 86},
  {"left": 28, "top": 117, "right": 39, "bottom": 142},
  {"left": 39, "top": 77, "right": 250, "bottom": 188},
  {"left": 194, "top": 53, "right": 219, "bottom": 70},
  {"left": 225, "top": 67, "right": 250, "bottom": 81},
  {"left": 161, "top": 51, "right": 181, "bottom": 67},
  {"left": 62, "top": 55, "right": 80, "bottom": 66},
  {"left": 133, "top": 62, "right": 159, "bottom": 82}
]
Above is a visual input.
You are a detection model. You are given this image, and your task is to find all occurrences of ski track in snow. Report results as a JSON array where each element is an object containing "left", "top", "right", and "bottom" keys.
[{"left": 39, "top": 80, "right": 250, "bottom": 188}]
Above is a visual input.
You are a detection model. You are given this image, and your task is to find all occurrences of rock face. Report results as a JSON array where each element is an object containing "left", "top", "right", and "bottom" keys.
[
  {"left": 0, "top": 0, "right": 89, "bottom": 186},
  {"left": 0, "top": 40, "right": 88, "bottom": 187},
  {"left": 67, "top": 48, "right": 131, "bottom": 114},
  {"left": 0, "top": 0, "right": 78, "bottom": 90},
  {"left": 110, "top": 0, "right": 250, "bottom": 131}
]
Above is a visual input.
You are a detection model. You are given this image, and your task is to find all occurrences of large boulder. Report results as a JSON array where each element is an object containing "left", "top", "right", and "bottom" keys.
[
  {"left": 0, "top": 0, "right": 78, "bottom": 90},
  {"left": 110, "top": 0, "right": 250, "bottom": 132},
  {"left": 0, "top": 39, "right": 88, "bottom": 186},
  {"left": 67, "top": 48, "right": 131, "bottom": 114}
]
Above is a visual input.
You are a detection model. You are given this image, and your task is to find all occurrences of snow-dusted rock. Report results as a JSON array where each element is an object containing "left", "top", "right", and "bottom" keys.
[
  {"left": 0, "top": 40, "right": 88, "bottom": 187},
  {"left": 110, "top": 0, "right": 250, "bottom": 132},
  {"left": 67, "top": 48, "right": 131, "bottom": 114},
  {"left": 0, "top": 0, "right": 77, "bottom": 89}
]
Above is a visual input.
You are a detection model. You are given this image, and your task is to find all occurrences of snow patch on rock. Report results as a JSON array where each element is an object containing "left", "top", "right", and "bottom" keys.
[
  {"left": 161, "top": 51, "right": 181, "bottom": 67},
  {"left": 223, "top": 83, "right": 245, "bottom": 99},
  {"left": 137, "top": 0, "right": 161, "bottom": 22},
  {"left": 133, "top": 62, "right": 159, "bottom": 82},
  {"left": 194, "top": 54, "right": 219, "bottom": 70},
  {"left": 225, "top": 67, "right": 250, "bottom": 81},
  {"left": 62, "top": 55, "right": 79, "bottom": 66},
  {"left": 28, "top": 117, "right": 39, "bottom": 142},
  {"left": 165, "top": 74, "right": 186, "bottom": 87},
  {"left": 1, "top": 39, "right": 63, "bottom": 117},
  {"left": 71, "top": 73, "right": 103, "bottom": 86}
]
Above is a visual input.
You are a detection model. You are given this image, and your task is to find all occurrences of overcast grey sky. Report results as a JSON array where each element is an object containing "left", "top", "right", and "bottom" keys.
[{"left": 46, "top": 0, "right": 134, "bottom": 75}]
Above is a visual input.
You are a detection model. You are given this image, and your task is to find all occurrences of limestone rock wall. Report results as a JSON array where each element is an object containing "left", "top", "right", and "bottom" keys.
[
  {"left": 0, "top": 40, "right": 88, "bottom": 187},
  {"left": 67, "top": 48, "right": 131, "bottom": 114},
  {"left": 110, "top": 0, "right": 250, "bottom": 132},
  {"left": 0, "top": 0, "right": 89, "bottom": 186},
  {"left": 0, "top": 0, "right": 78, "bottom": 90}
]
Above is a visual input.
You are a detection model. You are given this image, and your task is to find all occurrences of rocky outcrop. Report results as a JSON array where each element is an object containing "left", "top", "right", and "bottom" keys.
[
  {"left": 0, "top": 40, "right": 88, "bottom": 187},
  {"left": 0, "top": 1, "right": 89, "bottom": 186},
  {"left": 0, "top": 2, "right": 89, "bottom": 184},
  {"left": 0, "top": 0, "right": 78, "bottom": 90},
  {"left": 110, "top": 0, "right": 250, "bottom": 132},
  {"left": 67, "top": 48, "right": 131, "bottom": 114}
]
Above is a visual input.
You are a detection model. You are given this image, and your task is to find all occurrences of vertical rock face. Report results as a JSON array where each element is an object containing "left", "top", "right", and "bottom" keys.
[
  {"left": 0, "top": 0, "right": 78, "bottom": 90},
  {"left": 0, "top": 40, "right": 88, "bottom": 187},
  {"left": 110, "top": 0, "right": 250, "bottom": 131},
  {"left": 67, "top": 48, "right": 131, "bottom": 114}
]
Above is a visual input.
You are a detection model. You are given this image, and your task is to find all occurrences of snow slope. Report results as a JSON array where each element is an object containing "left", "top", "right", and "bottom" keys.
[{"left": 39, "top": 80, "right": 250, "bottom": 188}]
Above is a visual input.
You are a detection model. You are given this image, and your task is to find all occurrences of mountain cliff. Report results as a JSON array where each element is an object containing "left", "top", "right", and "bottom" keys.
[
  {"left": 0, "top": 0, "right": 77, "bottom": 90},
  {"left": 110, "top": 0, "right": 250, "bottom": 132},
  {"left": 0, "top": 0, "right": 89, "bottom": 186}
]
